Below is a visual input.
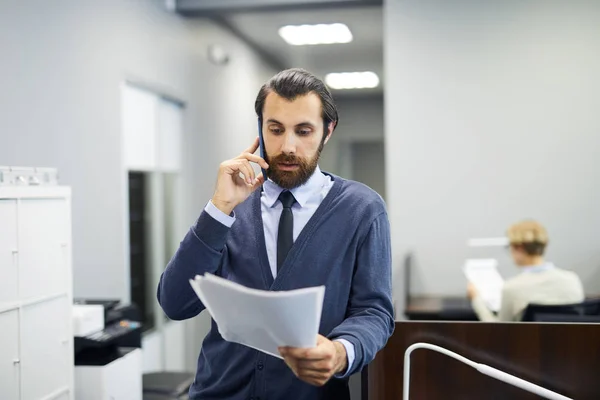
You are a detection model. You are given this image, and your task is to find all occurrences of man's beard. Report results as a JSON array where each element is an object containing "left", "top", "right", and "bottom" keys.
[{"left": 265, "top": 142, "right": 323, "bottom": 190}]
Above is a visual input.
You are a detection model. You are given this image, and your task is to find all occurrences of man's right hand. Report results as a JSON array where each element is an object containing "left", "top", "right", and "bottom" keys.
[{"left": 211, "top": 137, "right": 269, "bottom": 215}]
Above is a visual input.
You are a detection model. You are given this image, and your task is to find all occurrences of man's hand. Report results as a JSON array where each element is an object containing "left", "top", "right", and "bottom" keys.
[
  {"left": 278, "top": 334, "right": 348, "bottom": 387},
  {"left": 211, "top": 137, "right": 269, "bottom": 215}
]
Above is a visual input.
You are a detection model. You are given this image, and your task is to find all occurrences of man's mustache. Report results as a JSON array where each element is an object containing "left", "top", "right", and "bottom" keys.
[{"left": 271, "top": 154, "right": 304, "bottom": 164}]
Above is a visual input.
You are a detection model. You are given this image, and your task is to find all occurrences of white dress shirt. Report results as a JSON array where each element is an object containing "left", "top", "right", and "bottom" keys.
[{"left": 204, "top": 165, "right": 355, "bottom": 374}]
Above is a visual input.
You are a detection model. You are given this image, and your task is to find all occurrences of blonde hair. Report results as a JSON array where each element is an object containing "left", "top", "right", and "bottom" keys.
[{"left": 507, "top": 220, "right": 548, "bottom": 256}]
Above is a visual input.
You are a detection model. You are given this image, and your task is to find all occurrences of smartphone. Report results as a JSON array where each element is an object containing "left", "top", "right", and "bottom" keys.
[{"left": 257, "top": 119, "right": 268, "bottom": 181}]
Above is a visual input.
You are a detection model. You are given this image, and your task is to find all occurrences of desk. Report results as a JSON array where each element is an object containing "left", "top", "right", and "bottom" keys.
[
  {"left": 405, "top": 295, "right": 477, "bottom": 320},
  {"left": 364, "top": 321, "right": 600, "bottom": 399},
  {"left": 405, "top": 294, "right": 600, "bottom": 321},
  {"left": 401, "top": 253, "right": 477, "bottom": 321}
]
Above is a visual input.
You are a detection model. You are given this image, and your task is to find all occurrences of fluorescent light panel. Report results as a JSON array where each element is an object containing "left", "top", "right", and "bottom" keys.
[
  {"left": 278, "top": 23, "right": 353, "bottom": 46},
  {"left": 325, "top": 71, "right": 379, "bottom": 90}
]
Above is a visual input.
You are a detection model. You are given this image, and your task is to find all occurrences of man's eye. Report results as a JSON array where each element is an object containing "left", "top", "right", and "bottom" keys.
[
  {"left": 298, "top": 129, "right": 311, "bottom": 136},
  {"left": 269, "top": 127, "right": 282, "bottom": 134}
]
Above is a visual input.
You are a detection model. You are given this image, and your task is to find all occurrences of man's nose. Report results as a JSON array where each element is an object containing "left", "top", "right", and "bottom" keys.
[{"left": 281, "top": 132, "right": 297, "bottom": 154}]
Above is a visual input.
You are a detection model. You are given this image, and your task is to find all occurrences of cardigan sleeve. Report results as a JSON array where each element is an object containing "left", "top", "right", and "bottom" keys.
[
  {"left": 157, "top": 209, "right": 230, "bottom": 320},
  {"left": 327, "top": 212, "right": 395, "bottom": 377}
]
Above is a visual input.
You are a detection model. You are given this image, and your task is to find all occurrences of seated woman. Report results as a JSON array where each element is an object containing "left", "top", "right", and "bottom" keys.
[{"left": 468, "top": 220, "right": 584, "bottom": 322}]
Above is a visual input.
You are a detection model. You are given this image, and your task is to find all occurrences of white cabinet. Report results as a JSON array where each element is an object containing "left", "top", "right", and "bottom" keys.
[
  {"left": 0, "top": 200, "right": 18, "bottom": 304},
  {"left": 0, "top": 310, "right": 20, "bottom": 400},
  {"left": 0, "top": 186, "right": 73, "bottom": 400},
  {"left": 21, "top": 296, "right": 70, "bottom": 400},
  {"left": 18, "top": 199, "right": 68, "bottom": 300}
]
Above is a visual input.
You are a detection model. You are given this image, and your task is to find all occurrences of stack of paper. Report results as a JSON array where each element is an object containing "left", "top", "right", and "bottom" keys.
[
  {"left": 463, "top": 259, "right": 504, "bottom": 312},
  {"left": 189, "top": 274, "right": 325, "bottom": 359}
]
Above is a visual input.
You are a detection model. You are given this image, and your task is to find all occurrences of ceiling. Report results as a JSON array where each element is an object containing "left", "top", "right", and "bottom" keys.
[{"left": 178, "top": 2, "right": 384, "bottom": 96}]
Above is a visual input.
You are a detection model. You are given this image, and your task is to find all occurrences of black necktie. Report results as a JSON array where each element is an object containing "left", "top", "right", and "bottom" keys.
[{"left": 277, "top": 191, "right": 296, "bottom": 271}]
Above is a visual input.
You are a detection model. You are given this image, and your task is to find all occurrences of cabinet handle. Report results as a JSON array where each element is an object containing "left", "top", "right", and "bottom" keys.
[
  {"left": 13, "top": 359, "right": 20, "bottom": 365},
  {"left": 61, "top": 339, "right": 69, "bottom": 345},
  {"left": 11, "top": 250, "right": 18, "bottom": 265}
]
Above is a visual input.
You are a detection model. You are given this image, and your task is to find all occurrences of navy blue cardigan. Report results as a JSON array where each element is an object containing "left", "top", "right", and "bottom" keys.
[{"left": 158, "top": 174, "right": 394, "bottom": 400}]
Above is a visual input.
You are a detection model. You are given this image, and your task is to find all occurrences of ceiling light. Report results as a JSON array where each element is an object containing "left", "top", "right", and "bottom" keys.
[
  {"left": 278, "top": 23, "right": 353, "bottom": 46},
  {"left": 325, "top": 72, "right": 380, "bottom": 90}
]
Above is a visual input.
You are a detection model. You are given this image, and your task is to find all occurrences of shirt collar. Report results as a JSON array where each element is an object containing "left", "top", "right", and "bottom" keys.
[
  {"left": 263, "top": 165, "right": 327, "bottom": 208},
  {"left": 521, "top": 262, "right": 555, "bottom": 273}
]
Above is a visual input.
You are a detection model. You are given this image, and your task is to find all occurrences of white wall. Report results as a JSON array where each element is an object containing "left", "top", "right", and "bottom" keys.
[
  {"left": 385, "top": 0, "right": 600, "bottom": 313},
  {"left": 0, "top": 0, "right": 276, "bottom": 370},
  {"left": 0, "top": 0, "right": 274, "bottom": 300},
  {"left": 142, "top": 330, "right": 163, "bottom": 374},
  {"left": 335, "top": 96, "right": 384, "bottom": 142},
  {"left": 319, "top": 95, "right": 384, "bottom": 181},
  {"left": 164, "top": 321, "right": 187, "bottom": 371},
  {"left": 351, "top": 141, "right": 386, "bottom": 200}
]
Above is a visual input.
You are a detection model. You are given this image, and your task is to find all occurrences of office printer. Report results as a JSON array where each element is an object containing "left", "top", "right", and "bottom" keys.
[
  {"left": 73, "top": 299, "right": 142, "bottom": 355},
  {"left": 73, "top": 299, "right": 143, "bottom": 400},
  {"left": 73, "top": 299, "right": 194, "bottom": 400}
]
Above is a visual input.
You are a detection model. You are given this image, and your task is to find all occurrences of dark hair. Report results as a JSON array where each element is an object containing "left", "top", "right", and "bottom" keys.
[
  {"left": 254, "top": 68, "right": 339, "bottom": 139},
  {"left": 512, "top": 242, "right": 547, "bottom": 256}
]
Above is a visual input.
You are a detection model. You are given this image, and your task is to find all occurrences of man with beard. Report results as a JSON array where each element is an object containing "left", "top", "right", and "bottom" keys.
[{"left": 157, "top": 68, "right": 394, "bottom": 400}]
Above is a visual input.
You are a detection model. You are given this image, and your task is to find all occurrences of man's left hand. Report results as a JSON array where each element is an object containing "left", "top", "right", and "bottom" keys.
[{"left": 279, "top": 334, "right": 348, "bottom": 387}]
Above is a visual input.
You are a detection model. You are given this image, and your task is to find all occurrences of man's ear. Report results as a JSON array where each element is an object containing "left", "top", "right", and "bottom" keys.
[{"left": 323, "top": 121, "right": 336, "bottom": 145}]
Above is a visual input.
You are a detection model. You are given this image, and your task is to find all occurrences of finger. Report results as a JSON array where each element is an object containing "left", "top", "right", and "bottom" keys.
[
  {"left": 305, "top": 343, "right": 333, "bottom": 360},
  {"left": 298, "top": 370, "right": 327, "bottom": 378},
  {"left": 242, "top": 137, "right": 260, "bottom": 155},
  {"left": 233, "top": 174, "right": 246, "bottom": 187},
  {"left": 298, "top": 370, "right": 330, "bottom": 381},
  {"left": 238, "top": 152, "right": 269, "bottom": 169},
  {"left": 316, "top": 334, "right": 328, "bottom": 344},
  {"left": 251, "top": 174, "right": 265, "bottom": 189},
  {"left": 221, "top": 159, "right": 245, "bottom": 176},
  {"left": 236, "top": 159, "right": 255, "bottom": 185},
  {"left": 280, "top": 347, "right": 315, "bottom": 360},
  {"left": 278, "top": 346, "right": 300, "bottom": 357},
  {"left": 280, "top": 341, "right": 332, "bottom": 360},
  {"left": 288, "top": 349, "right": 329, "bottom": 362},
  {"left": 297, "top": 372, "right": 330, "bottom": 387},
  {"left": 297, "top": 359, "right": 334, "bottom": 373},
  {"left": 301, "top": 378, "right": 326, "bottom": 387}
]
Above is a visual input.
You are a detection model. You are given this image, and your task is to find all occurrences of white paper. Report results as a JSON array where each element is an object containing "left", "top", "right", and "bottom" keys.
[
  {"left": 463, "top": 259, "right": 504, "bottom": 312},
  {"left": 189, "top": 273, "right": 325, "bottom": 359}
]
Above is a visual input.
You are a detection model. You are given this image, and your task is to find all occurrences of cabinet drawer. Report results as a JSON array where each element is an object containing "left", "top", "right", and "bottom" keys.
[
  {"left": 0, "top": 200, "right": 18, "bottom": 304},
  {"left": 21, "top": 296, "right": 70, "bottom": 400},
  {"left": 0, "top": 309, "right": 20, "bottom": 400},
  {"left": 18, "top": 199, "right": 69, "bottom": 300}
]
